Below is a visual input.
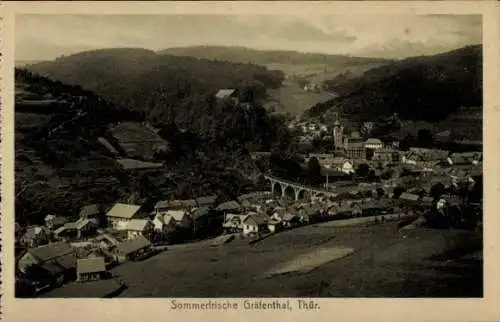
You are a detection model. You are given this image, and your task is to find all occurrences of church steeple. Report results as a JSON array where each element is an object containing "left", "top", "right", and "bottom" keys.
[{"left": 333, "top": 112, "right": 344, "bottom": 151}]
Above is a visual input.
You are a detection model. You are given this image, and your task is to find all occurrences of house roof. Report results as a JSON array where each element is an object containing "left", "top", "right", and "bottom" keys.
[
  {"left": 196, "top": 196, "right": 217, "bottom": 206},
  {"left": 79, "top": 204, "right": 100, "bottom": 218},
  {"left": 42, "top": 262, "right": 65, "bottom": 276},
  {"left": 29, "top": 242, "right": 73, "bottom": 262},
  {"left": 55, "top": 253, "right": 78, "bottom": 270},
  {"left": 106, "top": 203, "right": 141, "bottom": 219},
  {"left": 399, "top": 192, "right": 420, "bottom": 202},
  {"left": 243, "top": 213, "right": 269, "bottom": 226},
  {"left": 165, "top": 210, "right": 187, "bottom": 222},
  {"left": 216, "top": 200, "right": 241, "bottom": 212},
  {"left": 223, "top": 214, "right": 249, "bottom": 226},
  {"left": 77, "top": 257, "right": 106, "bottom": 275},
  {"left": 191, "top": 206, "right": 210, "bottom": 220},
  {"left": 23, "top": 226, "right": 46, "bottom": 240},
  {"left": 181, "top": 199, "right": 198, "bottom": 208},
  {"left": 125, "top": 219, "right": 151, "bottom": 231},
  {"left": 215, "top": 89, "right": 236, "bottom": 99},
  {"left": 116, "top": 235, "right": 151, "bottom": 256}
]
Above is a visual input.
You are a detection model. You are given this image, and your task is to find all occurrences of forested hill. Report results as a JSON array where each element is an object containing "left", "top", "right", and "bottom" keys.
[
  {"left": 305, "top": 45, "right": 482, "bottom": 122},
  {"left": 15, "top": 67, "right": 299, "bottom": 224},
  {"left": 26, "top": 48, "right": 293, "bottom": 151},
  {"left": 159, "top": 45, "right": 393, "bottom": 67}
]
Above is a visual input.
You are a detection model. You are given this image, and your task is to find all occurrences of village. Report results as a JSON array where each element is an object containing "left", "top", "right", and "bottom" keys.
[{"left": 14, "top": 93, "right": 483, "bottom": 297}]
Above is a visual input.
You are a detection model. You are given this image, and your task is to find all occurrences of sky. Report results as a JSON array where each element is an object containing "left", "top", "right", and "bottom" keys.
[{"left": 15, "top": 14, "right": 482, "bottom": 61}]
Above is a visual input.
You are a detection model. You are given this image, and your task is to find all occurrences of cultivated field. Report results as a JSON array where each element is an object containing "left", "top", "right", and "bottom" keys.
[
  {"left": 266, "top": 81, "right": 336, "bottom": 115},
  {"left": 110, "top": 221, "right": 482, "bottom": 298}
]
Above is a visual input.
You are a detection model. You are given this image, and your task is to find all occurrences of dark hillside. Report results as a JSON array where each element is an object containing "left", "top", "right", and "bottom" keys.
[{"left": 307, "top": 45, "right": 482, "bottom": 122}]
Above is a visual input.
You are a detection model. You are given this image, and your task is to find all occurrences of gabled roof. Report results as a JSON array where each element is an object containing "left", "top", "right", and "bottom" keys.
[
  {"left": 223, "top": 214, "right": 249, "bottom": 226},
  {"left": 106, "top": 203, "right": 141, "bottom": 219},
  {"left": 191, "top": 206, "right": 210, "bottom": 220},
  {"left": 116, "top": 235, "right": 151, "bottom": 256},
  {"left": 42, "top": 262, "right": 65, "bottom": 276},
  {"left": 165, "top": 210, "right": 187, "bottom": 222},
  {"left": 79, "top": 204, "right": 100, "bottom": 218},
  {"left": 215, "top": 89, "right": 237, "bottom": 99},
  {"left": 55, "top": 253, "right": 78, "bottom": 270},
  {"left": 23, "top": 226, "right": 47, "bottom": 240},
  {"left": 216, "top": 200, "right": 241, "bottom": 212},
  {"left": 77, "top": 257, "right": 106, "bottom": 275},
  {"left": 196, "top": 196, "right": 217, "bottom": 206},
  {"left": 125, "top": 219, "right": 152, "bottom": 231},
  {"left": 29, "top": 242, "right": 74, "bottom": 262},
  {"left": 243, "top": 213, "right": 269, "bottom": 226}
]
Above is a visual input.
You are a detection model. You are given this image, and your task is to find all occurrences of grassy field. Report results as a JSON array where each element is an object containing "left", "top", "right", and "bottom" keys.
[
  {"left": 110, "top": 221, "right": 482, "bottom": 298},
  {"left": 266, "top": 80, "right": 336, "bottom": 115}
]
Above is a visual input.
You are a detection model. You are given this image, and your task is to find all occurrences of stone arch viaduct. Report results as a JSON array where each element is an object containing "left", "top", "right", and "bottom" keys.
[{"left": 263, "top": 175, "right": 338, "bottom": 202}]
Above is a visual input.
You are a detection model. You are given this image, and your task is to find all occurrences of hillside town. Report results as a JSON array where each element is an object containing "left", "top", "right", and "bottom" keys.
[
  {"left": 12, "top": 12, "right": 484, "bottom": 299},
  {"left": 15, "top": 91, "right": 483, "bottom": 297}
]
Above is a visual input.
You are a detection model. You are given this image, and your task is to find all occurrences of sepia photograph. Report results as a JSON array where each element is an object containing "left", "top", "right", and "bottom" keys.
[{"left": 10, "top": 12, "right": 486, "bottom": 299}]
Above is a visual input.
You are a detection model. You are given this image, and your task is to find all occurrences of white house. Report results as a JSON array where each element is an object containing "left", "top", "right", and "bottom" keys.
[
  {"left": 124, "top": 219, "right": 153, "bottom": 240},
  {"left": 163, "top": 210, "right": 191, "bottom": 229},
  {"left": 341, "top": 160, "right": 355, "bottom": 174},
  {"left": 242, "top": 213, "right": 269, "bottom": 236},
  {"left": 105, "top": 203, "right": 142, "bottom": 230},
  {"left": 222, "top": 214, "right": 249, "bottom": 232}
]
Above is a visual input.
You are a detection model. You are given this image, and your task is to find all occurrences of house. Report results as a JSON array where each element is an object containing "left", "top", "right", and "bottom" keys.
[
  {"left": 267, "top": 219, "right": 283, "bottom": 233},
  {"left": 152, "top": 213, "right": 176, "bottom": 232},
  {"left": 18, "top": 242, "right": 77, "bottom": 277},
  {"left": 195, "top": 195, "right": 217, "bottom": 208},
  {"left": 180, "top": 199, "right": 198, "bottom": 211},
  {"left": 154, "top": 200, "right": 175, "bottom": 213},
  {"left": 79, "top": 204, "right": 101, "bottom": 224},
  {"left": 191, "top": 206, "right": 211, "bottom": 223},
  {"left": 105, "top": 203, "right": 142, "bottom": 230},
  {"left": 21, "top": 226, "right": 50, "bottom": 248},
  {"left": 163, "top": 210, "right": 192, "bottom": 229},
  {"left": 215, "top": 88, "right": 238, "bottom": 104},
  {"left": 124, "top": 219, "right": 154, "bottom": 240},
  {"left": 340, "top": 160, "right": 355, "bottom": 174},
  {"left": 242, "top": 213, "right": 269, "bottom": 236},
  {"left": 282, "top": 209, "right": 300, "bottom": 228},
  {"left": 399, "top": 192, "right": 421, "bottom": 205},
  {"left": 44, "top": 215, "right": 68, "bottom": 230},
  {"left": 222, "top": 214, "right": 249, "bottom": 233},
  {"left": 365, "top": 138, "right": 384, "bottom": 150},
  {"left": 114, "top": 235, "right": 152, "bottom": 262},
  {"left": 216, "top": 200, "right": 242, "bottom": 213},
  {"left": 76, "top": 257, "right": 107, "bottom": 283},
  {"left": 53, "top": 218, "right": 96, "bottom": 240}
]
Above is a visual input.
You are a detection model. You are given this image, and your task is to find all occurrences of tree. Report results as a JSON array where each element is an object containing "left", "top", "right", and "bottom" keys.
[
  {"left": 417, "top": 129, "right": 433, "bottom": 148},
  {"left": 355, "top": 163, "right": 371, "bottom": 179},
  {"left": 306, "top": 157, "right": 322, "bottom": 186},
  {"left": 430, "top": 182, "right": 446, "bottom": 200}
]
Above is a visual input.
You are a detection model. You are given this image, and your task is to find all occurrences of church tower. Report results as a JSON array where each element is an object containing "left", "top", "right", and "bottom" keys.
[{"left": 333, "top": 112, "right": 344, "bottom": 151}]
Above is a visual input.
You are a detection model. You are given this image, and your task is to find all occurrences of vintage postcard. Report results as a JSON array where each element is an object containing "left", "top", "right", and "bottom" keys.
[{"left": 1, "top": 1, "right": 499, "bottom": 322}]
